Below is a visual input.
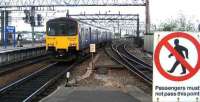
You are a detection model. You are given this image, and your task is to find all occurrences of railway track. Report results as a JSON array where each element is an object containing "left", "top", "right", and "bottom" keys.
[
  {"left": 124, "top": 44, "right": 153, "bottom": 68},
  {"left": 0, "top": 55, "right": 49, "bottom": 76},
  {"left": 0, "top": 56, "right": 88, "bottom": 102},
  {"left": 104, "top": 44, "right": 122, "bottom": 62},
  {"left": 105, "top": 42, "right": 152, "bottom": 85}
]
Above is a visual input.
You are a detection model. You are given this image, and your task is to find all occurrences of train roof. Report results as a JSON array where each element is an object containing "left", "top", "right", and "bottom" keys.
[
  {"left": 47, "top": 17, "right": 110, "bottom": 31},
  {"left": 77, "top": 19, "right": 110, "bottom": 30},
  {"left": 47, "top": 17, "right": 76, "bottom": 23}
]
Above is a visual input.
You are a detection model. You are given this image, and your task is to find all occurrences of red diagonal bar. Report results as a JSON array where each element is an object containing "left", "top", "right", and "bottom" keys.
[{"left": 165, "top": 42, "right": 194, "bottom": 72}]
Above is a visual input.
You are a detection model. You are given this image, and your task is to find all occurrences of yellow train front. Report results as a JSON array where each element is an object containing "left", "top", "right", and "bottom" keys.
[{"left": 45, "top": 17, "right": 112, "bottom": 61}]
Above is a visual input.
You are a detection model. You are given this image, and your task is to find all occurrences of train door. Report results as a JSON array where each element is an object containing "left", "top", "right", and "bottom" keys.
[
  {"left": 85, "top": 28, "right": 89, "bottom": 46},
  {"left": 105, "top": 31, "right": 107, "bottom": 42},
  {"left": 89, "top": 27, "right": 92, "bottom": 44},
  {"left": 96, "top": 29, "right": 98, "bottom": 44},
  {"left": 80, "top": 28, "right": 85, "bottom": 49}
]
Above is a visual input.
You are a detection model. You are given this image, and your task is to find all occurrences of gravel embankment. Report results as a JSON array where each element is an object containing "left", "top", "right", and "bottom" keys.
[{"left": 68, "top": 48, "right": 152, "bottom": 95}]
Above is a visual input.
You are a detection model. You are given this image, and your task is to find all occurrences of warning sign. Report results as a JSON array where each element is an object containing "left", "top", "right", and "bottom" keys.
[
  {"left": 153, "top": 32, "right": 200, "bottom": 102},
  {"left": 90, "top": 44, "right": 96, "bottom": 53}
]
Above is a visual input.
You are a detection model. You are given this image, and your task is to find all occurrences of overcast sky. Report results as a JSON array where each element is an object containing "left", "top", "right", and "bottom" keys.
[
  {"left": 151, "top": 0, "right": 200, "bottom": 25},
  {"left": 10, "top": 0, "right": 200, "bottom": 31}
]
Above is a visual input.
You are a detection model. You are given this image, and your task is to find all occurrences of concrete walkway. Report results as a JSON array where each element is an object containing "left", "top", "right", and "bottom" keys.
[{"left": 40, "top": 86, "right": 142, "bottom": 102}]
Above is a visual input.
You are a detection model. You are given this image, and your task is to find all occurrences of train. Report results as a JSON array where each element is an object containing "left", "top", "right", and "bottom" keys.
[{"left": 45, "top": 17, "right": 112, "bottom": 60}]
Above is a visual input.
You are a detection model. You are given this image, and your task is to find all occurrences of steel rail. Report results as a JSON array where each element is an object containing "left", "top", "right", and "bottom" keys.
[
  {"left": 0, "top": 54, "right": 89, "bottom": 102},
  {"left": 105, "top": 43, "right": 152, "bottom": 84},
  {"left": 115, "top": 44, "right": 152, "bottom": 84}
]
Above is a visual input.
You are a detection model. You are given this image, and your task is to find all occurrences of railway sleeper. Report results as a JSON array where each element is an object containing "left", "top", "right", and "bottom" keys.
[{"left": 133, "top": 66, "right": 150, "bottom": 71}]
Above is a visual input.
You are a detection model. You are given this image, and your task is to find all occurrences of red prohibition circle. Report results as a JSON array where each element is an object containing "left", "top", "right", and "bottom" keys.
[{"left": 154, "top": 32, "right": 200, "bottom": 81}]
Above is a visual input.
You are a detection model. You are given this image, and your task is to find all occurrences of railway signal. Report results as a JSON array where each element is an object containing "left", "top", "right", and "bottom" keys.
[
  {"left": 30, "top": 16, "right": 35, "bottom": 27},
  {"left": 23, "top": 10, "right": 43, "bottom": 27},
  {"left": 23, "top": 10, "right": 30, "bottom": 23},
  {"left": 37, "top": 14, "right": 42, "bottom": 26}
]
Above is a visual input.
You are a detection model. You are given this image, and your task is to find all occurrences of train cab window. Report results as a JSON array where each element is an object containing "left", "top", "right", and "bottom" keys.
[
  {"left": 48, "top": 27, "right": 55, "bottom": 35},
  {"left": 60, "top": 24, "right": 66, "bottom": 34},
  {"left": 47, "top": 20, "right": 77, "bottom": 36}
]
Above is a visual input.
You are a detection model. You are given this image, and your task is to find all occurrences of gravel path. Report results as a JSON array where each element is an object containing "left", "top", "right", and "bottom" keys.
[{"left": 68, "top": 48, "right": 152, "bottom": 95}]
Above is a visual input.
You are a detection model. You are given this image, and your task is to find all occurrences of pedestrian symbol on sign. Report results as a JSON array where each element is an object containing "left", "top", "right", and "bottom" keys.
[
  {"left": 153, "top": 32, "right": 200, "bottom": 102},
  {"left": 154, "top": 32, "right": 200, "bottom": 81},
  {"left": 168, "top": 39, "right": 189, "bottom": 75}
]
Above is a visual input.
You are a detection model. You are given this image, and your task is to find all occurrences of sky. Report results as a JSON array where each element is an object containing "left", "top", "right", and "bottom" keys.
[
  {"left": 9, "top": 0, "right": 200, "bottom": 32},
  {"left": 151, "top": 0, "right": 200, "bottom": 25},
  {"left": 0, "top": 0, "right": 199, "bottom": 40}
]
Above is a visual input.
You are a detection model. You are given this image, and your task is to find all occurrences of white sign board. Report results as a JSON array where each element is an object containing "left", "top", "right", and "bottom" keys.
[
  {"left": 90, "top": 44, "right": 96, "bottom": 53},
  {"left": 66, "top": 72, "right": 70, "bottom": 78},
  {"left": 153, "top": 32, "right": 200, "bottom": 102}
]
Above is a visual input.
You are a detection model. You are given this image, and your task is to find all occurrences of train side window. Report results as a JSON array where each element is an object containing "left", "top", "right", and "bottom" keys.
[
  {"left": 86, "top": 28, "right": 89, "bottom": 38},
  {"left": 86, "top": 29, "right": 89, "bottom": 33},
  {"left": 96, "top": 29, "right": 98, "bottom": 43},
  {"left": 81, "top": 28, "right": 84, "bottom": 39},
  {"left": 81, "top": 28, "right": 84, "bottom": 34}
]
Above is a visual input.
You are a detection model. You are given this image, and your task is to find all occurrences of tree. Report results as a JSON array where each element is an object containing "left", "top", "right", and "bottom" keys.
[
  {"left": 159, "top": 19, "right": 177, "bottom": 31},
  {"left": 157, "top": 13, "right": 196, "bottom": 31}
]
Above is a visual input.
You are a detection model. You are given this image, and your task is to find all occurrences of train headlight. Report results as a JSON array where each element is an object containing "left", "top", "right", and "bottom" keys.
[
  {"left": 70, "top": 44, "right": 76, "bottom": 46},
  {"left": 48, "top": 43, "right": 54, "bottom": 46}
]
